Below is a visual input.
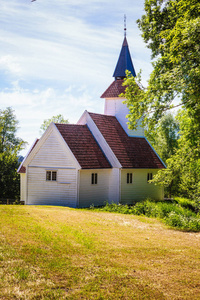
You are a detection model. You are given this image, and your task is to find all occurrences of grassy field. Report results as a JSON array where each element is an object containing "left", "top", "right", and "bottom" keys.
[{"left": 0, "top": 205, "right": 200, "bottom": 299}]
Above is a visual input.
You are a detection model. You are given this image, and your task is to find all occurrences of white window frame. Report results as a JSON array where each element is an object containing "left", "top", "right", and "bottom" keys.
[{"left": 46, "top": 170, "right": 57, "bottom": 181}]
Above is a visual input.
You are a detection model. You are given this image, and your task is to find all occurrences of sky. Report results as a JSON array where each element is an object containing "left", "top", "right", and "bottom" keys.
[{"left": 0, "top": 0, "right": 153, "bottom": 156}]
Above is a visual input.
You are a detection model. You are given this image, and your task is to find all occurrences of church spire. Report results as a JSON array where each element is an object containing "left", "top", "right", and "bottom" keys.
[
  {"left": 101, "top": 18, "right": 137, "bottom": 99},
  {"left": 113, "top": 16, "right": 136, "bottom": 80}
]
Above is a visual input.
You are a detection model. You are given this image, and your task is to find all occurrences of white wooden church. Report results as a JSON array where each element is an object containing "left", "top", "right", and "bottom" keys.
[{"left": 18, "top": 33, "right": 165, "bottom": 207}]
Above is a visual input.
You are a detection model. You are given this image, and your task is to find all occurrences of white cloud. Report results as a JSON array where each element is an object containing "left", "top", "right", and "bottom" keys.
[
  {"left": 0, "top": 0, "right": 153, "bottom": 156},
  {"left": 0, "top": 55, "right": 22, "bottom": 76},
  {"left": 0, "top": 83, "right": 103, "bottom": 155},
  {"left": 0, "top": 0, "right": 150, "bottom": 84}
]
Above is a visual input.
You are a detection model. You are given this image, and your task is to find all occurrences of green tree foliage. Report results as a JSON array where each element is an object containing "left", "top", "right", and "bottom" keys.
[
  {"left": 123, "top": 0, "right": 200, "bottom": 200},
  {"left": 0, "top": 149, "right": 21, "bottom": 199},
  {"left": 152, "top": 110, "right": 200, "bottom": 199},
  {"left": 146, "top": 113, "right": 179, "bottom": 163},
  {"left": 40, "top": 114, "right": 69, "bottom": 134},
  {"left": 0, "top": 107, "right": 25, "bottom": 152},
  {"left": 124, "top": 0, "right": 200, "bottom": 130},
  {"left": 0, "top": 108, "right": 26, "bottom": 199}
]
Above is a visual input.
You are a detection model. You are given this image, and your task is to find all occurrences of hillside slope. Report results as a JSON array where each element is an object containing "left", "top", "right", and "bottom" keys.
[{"left": 0, "top": 205, "right": 200, "bottom": 299}]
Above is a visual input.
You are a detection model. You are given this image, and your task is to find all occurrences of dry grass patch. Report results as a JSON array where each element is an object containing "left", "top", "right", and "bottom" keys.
[{"left": 0, "top": 205, "right": 200, "bottom": 299}]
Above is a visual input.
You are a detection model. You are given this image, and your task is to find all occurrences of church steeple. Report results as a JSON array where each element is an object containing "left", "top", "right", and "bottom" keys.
[
  {"left": 101, "top": 19, "right": 144, "bottom": 138},
  {"left": 101, "top": 18, "right": 136, "bottom": 99},
  {"left": 113, "top": 16, "right": 136, "bottom": 80},
  {"left": 113, "top": 36, "right": 136, "bottom": 79},
  {"left": 101, "top": 29, "right": 136, "bottom": 99}
]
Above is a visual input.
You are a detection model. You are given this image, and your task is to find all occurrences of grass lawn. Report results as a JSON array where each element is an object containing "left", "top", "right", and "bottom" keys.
[{"left": 0, "top": 205, "right": 200, "bottom": 299}]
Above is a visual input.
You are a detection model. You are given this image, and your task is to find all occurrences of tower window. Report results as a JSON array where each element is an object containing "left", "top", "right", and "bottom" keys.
[
  {"left": 127, "top": 173, "right": 133, "bottom": 184},
  {"left": 91, "top": 173, "right": 98, "bottom": 185}
]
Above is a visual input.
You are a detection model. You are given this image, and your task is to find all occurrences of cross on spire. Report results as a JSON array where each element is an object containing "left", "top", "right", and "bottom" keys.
[{"left": 124, "top": 14, "right": 127, "bottom": 37}]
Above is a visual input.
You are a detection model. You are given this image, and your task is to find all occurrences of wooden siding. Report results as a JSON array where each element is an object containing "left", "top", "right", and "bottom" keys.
[
  {"left": 27, "top": 167, "right": 77, "bottom": 207},
  {"left": 20, "top": 173, "right": 26, "bottom": 202},
  {"left": 79, "top": 169, "right": 111, "bottom": 207},
  {"left": 27, "top": 129, "right": 78, "bottom": 207},
  {"left": 104, "top": 98, "right": 118, "bottom": 116},
  {"left": 120, "top": 169, "right": 164, "bottom": 204},
  {"left": 108, "top": 168, "right": 120, "bottom": 204},
  {"left": 30, "top": 131, "right": 75, "bottom": 168}
]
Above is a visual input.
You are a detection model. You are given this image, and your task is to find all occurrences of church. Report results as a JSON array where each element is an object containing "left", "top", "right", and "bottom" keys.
[{"left": 18, "top": 31, "right": 165, "bottom": 207}]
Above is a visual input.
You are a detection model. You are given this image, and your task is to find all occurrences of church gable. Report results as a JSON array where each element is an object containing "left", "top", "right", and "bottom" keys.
[
  {"left": 29, "top": 130, "right": 77, "bottom": 169},
  {"left": 19, "top": 123, "right": 80, "bottom": 171}
]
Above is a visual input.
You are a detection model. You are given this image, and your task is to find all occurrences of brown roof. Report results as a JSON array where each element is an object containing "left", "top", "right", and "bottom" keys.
[
  {"left": 55, "top": 124, "right": 111, "bottom": 169},
  {"left": 89, "top": 112, "right": 165, "bottom": 169},
  {"left": 100, "top": 79, "right": 126, "bottom": 98},
  {"left": 18, "top": 139, "right": 39, "bottom": 173}
]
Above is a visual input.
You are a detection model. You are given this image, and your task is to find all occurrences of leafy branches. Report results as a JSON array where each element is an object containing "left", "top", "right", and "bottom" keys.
[
  {"left": 151, "top": 110, "right": 200, "bottom": 199},
  {"left": 0, "top": 107, "right": 26, "bottom": 153},
  {"left": 40, "top": 114, "right": 69, "bottom": 134},
  {"left": 123, "top": 0, "right": 200, "bottom": 200},
  {"left": 124, "top": 0, "right": 200, "bottom": 130},
  {"left": 145, "top": 112, "right": 179, "bottom": 163},
  {"left": 0, "top": 107, "right": 26, "bottom": 199}
]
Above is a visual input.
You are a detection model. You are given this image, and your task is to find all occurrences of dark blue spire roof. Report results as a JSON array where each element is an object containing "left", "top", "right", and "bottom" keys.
[{"left": 113, "top": 36, "right": 136, "bottom": 79}]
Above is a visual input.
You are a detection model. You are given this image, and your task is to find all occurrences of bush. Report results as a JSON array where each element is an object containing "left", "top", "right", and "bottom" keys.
[
  {"left": 174, "top": 196, "right": 199, "bottom": 213},
  {"left": 166, "top": 212, "right": 187, "bottom": 228},
  {"left": 165, "top": 212, "right": 200, "bottom": 231},
  {"left": 88, "top": 199, "right": 200, "bottom": 232}
]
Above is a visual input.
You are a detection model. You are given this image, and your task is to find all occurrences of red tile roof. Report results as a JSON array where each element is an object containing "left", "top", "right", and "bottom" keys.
[
  {"left": 18, "top": 139, "right": 39, "bottom": 173},
  {"left": 89, "top": 112, "right": 165, "bottom": 169},
  {"left": 55, "top": 124, "right": 111, "bottom": 169},
  {"left": 100, "top": 79, "right": 126, "bottom": 98}
]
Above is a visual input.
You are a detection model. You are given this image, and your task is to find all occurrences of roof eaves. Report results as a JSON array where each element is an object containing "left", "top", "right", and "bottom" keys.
[
  {"left": 144, "top": 137, "right": 166, "bottom": 169},
  {"left": 17, "top": 138, "right": 39, "bottom": 173}
]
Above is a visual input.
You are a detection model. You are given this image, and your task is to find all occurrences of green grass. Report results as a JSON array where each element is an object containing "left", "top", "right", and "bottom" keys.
[
  {"left": 88, "top": 198, "right": 200, "bottom": 231},
  {"left": 0, "top": 205, "right": 200, "bottom": 299}
]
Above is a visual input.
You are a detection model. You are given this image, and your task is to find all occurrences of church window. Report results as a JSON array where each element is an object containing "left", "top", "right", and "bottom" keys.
[
  {"left": 46, "top": 171, "right": 57, "bottom": 181},
  {"left": 91, "top": 173, "right": 98, "bottom": 184},
  {"left": 127, "top": 173, "right": 133, "bottom": 184},
  {"left": 147, "top": 173, "right": 153, "bottom": 182}
]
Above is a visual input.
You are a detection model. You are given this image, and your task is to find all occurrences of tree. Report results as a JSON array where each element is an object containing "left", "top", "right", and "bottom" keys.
[
  {"left": 40, "top": 114, "right": 69, "bottom": 134},
  {"left": 0, "top": 107, "right": 25, "bottom": 152},
  {"left": 146, "top": 113, "right": 179, "bottom": 164},
  {"left": 151, "top": 110, "right": 200, "bottom": 199},
  {"left": 123, "top": 0, "right": 200, "bottom": 131},
  {"left": 122, "top": 0, "right": 200, "bottom": 200},
  {"left": 0, "top": 148, "right": 21, "bottom": 199},
  {"left": 0, "top": 107, "right": 26, "bottom": 199}
]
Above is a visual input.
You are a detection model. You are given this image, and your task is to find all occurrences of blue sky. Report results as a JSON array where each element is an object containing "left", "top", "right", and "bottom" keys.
[{"left": 0, "top": 0, "right": 152, "bottom": 155}]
